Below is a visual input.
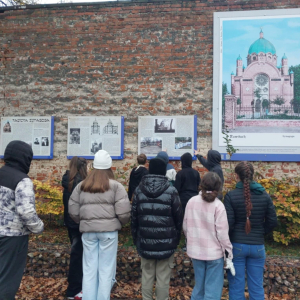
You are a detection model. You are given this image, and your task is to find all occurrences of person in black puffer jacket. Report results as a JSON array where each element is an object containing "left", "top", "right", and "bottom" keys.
[
  {"left": 131, "top": 157, "right": 183, "bottom": 300},
  {"left": 224, "top": 161, "right": 277, "bottom": 300},
  {"left": 62, "top": 157, "right": 87, "bottom": 300},
  {"left": 174, "top": 152, "right": 200, "bottom": 216}
]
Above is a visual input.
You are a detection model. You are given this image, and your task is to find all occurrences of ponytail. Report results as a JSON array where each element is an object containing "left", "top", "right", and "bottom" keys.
[{"left": 235, "top": 161, "right": 254, "bottom": 234}]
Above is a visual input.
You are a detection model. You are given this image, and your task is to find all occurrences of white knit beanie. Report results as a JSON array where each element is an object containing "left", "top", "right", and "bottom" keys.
[{"left": 93, "top": 150, "right": 112, "bottom": 169}]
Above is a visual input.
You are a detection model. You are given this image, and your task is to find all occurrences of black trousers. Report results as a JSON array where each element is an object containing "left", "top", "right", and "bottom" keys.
[
  {"left": 66, "top": 227, "right": 83, "bottom": 297},
  {"left": 0, "top": 235, "right": 29, "bottom": 300}
]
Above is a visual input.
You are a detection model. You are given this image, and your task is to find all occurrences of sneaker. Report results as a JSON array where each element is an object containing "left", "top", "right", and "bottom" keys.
[
  {"left": 74, "top": 291, "right": 83, "bottom": 300},
  {"left": 67, "top": 291, "right": 82, "bottom": 300}
]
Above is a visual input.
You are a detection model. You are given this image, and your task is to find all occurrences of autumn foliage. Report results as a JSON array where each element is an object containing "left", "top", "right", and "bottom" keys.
[
  {"left": 33, "top": 173, "right": 300, "bottom": 246},
  {"left": 33, "top": 179, "right": 64, "bottom": 217},
  {"left": 258, "top": 177, "right": 300, "bottom": 246}
]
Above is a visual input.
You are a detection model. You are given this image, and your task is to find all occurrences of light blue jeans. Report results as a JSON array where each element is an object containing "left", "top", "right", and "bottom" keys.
[
  {"left": 227, "top": 243, "right": 266, "bottom": 300},
  {"left": 81, "top": 231, "right": 118, "bottom": 300},
  {"left": 191, "top": 257, "right": 224, "bottom": 300}
]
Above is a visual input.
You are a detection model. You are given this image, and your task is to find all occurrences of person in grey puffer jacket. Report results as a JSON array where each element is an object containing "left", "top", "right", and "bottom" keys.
[
  {"left": 69, "top": 150, "right": 131, "bottom": 300},
  {"left": 0, "top": 140, "right": 44, "bottom": 300}
]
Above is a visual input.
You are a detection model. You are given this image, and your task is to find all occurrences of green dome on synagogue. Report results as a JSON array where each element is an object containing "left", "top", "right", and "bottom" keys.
[{"left": 248, "top": 31, "right": 276, "bottom": 55}]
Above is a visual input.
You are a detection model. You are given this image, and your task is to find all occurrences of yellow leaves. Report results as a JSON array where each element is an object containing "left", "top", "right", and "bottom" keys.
[
  {"left": 273, "top": 231, "right": 289, "bottom": 246},
  {"left": 33, "top": 180, "right": 63, "bottom": 217},
  {"left": 257, "top": 177, "right": 300, "bottom": 245}
]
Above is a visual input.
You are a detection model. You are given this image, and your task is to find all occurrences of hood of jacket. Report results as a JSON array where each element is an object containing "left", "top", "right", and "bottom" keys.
[
  {"left": 140, "top": 174, "right": 170, "bottom": 198},
  {"left": 4, "top": 140, "right": 33, "bottom": 174},
  {"left": 207, "top": 150, "right": 221, "bottom": 168},
  {"left": 236, "top": 181, "right": 265, "bottom": 195},
  {"left": 157, "top": 151, "right": 174, "bottom": 170},
  {"left": 181, "top": 153, "right": 192, "bottom": 169}
]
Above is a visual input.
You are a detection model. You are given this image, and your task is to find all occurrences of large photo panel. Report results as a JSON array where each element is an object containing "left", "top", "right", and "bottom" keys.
[
  {"left": 138, "top": 115, "right": 197, "bottom": 160},
  {"left": 67, "top": 116, "right": 124, "bottom": 160},
  {"left": 213, "top": 8, "right": 300, "bottom": 161},
  {"left": 0, "top": 116, "right": 54, "bottom": 159}
]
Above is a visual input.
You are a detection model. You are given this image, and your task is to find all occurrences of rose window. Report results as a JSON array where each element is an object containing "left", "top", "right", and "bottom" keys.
[{"left": 256, "top": 74, "right": 268, "bottom": 87}]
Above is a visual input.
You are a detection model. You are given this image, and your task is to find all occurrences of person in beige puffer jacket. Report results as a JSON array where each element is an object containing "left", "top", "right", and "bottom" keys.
[{"left": 69, "top": 150, "right": 131, "bottom": 300}]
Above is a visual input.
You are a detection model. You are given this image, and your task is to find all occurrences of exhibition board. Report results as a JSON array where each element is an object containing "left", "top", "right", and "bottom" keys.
[
  {"left": 138, "top": 115, "right": 197, "bottom": 160},
  {"left": 0, "top": 116, "right": 54, "bottom": 159},
  {"left": 67, "top": 116, "right": 124, "bottom": 160}
]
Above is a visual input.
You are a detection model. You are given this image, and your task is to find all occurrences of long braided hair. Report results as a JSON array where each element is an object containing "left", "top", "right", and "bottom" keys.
[{"left": 235, "top": 161, "right": 254, "bottom": 234}]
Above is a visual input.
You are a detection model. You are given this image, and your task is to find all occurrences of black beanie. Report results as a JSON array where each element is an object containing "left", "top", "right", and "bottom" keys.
[{"left": 149, "top": 157, "right": 167, "bottom": 176}]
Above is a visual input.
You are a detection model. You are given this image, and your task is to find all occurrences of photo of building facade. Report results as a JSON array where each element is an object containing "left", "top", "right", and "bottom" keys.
[
  {"left": 91, "top": 119, "right": 100, "bottom": 135},
  {"left": 103, "top": 119, "right": 118, "bottom": 134},
  {"left": 231, "top": 30, "right": 294, "bottom": 108}
]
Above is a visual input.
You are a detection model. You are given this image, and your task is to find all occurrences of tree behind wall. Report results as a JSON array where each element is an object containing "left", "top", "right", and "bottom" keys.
[
  {"left": 222, "top": 82, "right": 228, "bottom": 111},
  {"left": 0, "top": 0, "right": 39, "bottom": 6},
  {"left": 289, "top": 64, "right": 300, "bottom": 113}
]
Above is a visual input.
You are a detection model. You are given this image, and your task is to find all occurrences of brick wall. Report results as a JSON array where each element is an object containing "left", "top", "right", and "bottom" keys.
[{"left": 1, "top": 0, "right": 300, "bottom": 183}]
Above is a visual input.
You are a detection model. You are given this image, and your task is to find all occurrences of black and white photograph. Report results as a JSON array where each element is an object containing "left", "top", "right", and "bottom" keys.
[
  {"left": 34, "top": 138, "right": 40, "bottom": 145},
  {"left": 41, "top": 137, "right": 49, "bottom": 147},
  {"left": 154, "top": 118, "right": 176, "bottom": 133},
  {"left": 175, "top": 137, "right": 192, "bottom": 149},
  {"left": 3, "top": 121, "right": 11, "bottom": 133},
  {"left": 91, "top": 119, "right": 101, "bottom": 135},
  {"left": 69, "top": 128, "right": 81, "bottom": 145},
  {"left": 103, "top": 119, "right": 118, "bottom": 135},
  {"left": 140, "top": 137, "right": 162, "bottom": 155},
  {"left": 90, "top": 139, "right": 102, "bottom": 155}
]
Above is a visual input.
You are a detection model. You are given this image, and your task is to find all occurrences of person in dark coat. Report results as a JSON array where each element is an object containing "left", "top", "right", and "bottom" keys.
[
  {"left": 131, "top": 157, "right": 183, "bottom": 300},
  {"left": 224, "top": 161, "right": 278, "bottom": 300},
  {"left": 127, "top": 154, "right": 148, "bottom": 201},
  {"left": 174, "top": 152, "right": 201, "bottom": 215},
  {"left": 156, "top": 151, "right": 176, "bottom": 186},
  {"left": 62, "top": 157, "right": 87, "bottom": 300},
  {"left": 0, "top": 140, "right": 44, "bottom": 300},
  {"left": 194, "top": 149, "right": 224, "bottom": 199}
]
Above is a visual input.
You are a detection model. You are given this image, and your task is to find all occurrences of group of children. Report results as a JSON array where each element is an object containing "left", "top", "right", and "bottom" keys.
[
  {"left": 0, "top": 140, "right": 278, "bottom": 300},
  {"left": 61, "top": 149, "right": 277, "bottom": 300}
]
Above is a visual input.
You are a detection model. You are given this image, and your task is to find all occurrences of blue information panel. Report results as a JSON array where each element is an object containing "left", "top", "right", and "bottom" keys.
[
  {"left": 67, "top": 116, "right": 124, "bottom": 160},
  {"left": 0, "top": 116, "right": 54, "bottom": 159},
  {"left": 138, "top": 115, "right": 197, "bottom": 160}
]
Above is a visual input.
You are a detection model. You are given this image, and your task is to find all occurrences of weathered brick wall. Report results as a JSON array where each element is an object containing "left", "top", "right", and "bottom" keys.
[{"left": 1, "top": 0, "right": 299, "bottom": 183}]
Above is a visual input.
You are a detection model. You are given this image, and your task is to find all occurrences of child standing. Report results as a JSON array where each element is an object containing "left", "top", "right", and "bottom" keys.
[
  {"left": 131, "top": 157, "right": 183, "bottom": 300},
  {"left": 62, "top": 157, "right": 88, "bottom": 300},
  {"left": 174, "top": 152, "right": 200, "bottom": 215},
  {"left": 128, "top": 154, "right": 148, "bottom": 201},
  {"left": 194, "top": 149, "right": 224, "bottom": 199},
  {"left": 183, "top": 172, "right": 235, "bottom": 300},
  {"left": 156, "top": 151, "right": 177, "bottom": 186}
]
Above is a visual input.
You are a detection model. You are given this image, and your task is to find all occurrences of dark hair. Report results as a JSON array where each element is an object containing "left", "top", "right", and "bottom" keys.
[
  {"left": 235, "top": 161, "right": 254, "bottom": 234},
  {"left": 137, "top": 154, "right": 147, "bottom": 165},
  {"left": 200, "top": 172, "right": 222, "bottom": 203},
  {"left": 81, "top": 168, "right": 114, "bottom": 193},
  {"left": 68, "top": 157, "right": 88, "bottom": 192}
]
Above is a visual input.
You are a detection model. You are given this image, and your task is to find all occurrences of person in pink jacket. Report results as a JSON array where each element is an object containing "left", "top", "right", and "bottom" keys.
[{"left": 183, "top": 172, "right": 235, "bottom": 300}]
